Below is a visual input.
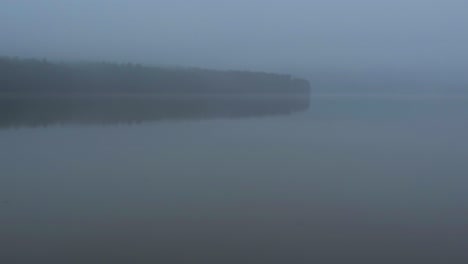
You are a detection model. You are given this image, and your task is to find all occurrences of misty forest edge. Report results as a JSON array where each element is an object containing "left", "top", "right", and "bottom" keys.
[
  {"left": 0, "top": 57, "right": 311, "bottom": 127},
  {"left": 0, "top": 57, "right": 310, "bottom": 95}
]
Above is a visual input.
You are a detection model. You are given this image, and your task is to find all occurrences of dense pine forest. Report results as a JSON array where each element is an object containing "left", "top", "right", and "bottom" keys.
[
  {"left": 0, "top": 57, "right": 310, "bottom": 95},
  {"left": 0, "top": 57, "right": 310, "bottom": 127}
]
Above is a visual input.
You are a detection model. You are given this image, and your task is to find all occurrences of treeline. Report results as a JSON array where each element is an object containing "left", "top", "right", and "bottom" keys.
[{"left": 0, "top": 57, "right": 310, "bottom": 95}]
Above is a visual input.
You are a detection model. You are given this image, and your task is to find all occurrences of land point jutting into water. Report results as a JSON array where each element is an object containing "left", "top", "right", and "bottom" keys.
[{"left": 0, "top": 57, "right": 311, "bottom": 127}]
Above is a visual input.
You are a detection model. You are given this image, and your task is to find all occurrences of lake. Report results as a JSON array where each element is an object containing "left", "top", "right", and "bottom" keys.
[{"left": 1, "top": 94, "right": 468, "bottom": 263}]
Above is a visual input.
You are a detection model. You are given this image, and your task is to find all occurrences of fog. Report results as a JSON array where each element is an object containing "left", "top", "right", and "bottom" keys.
[
  {"left": 1, "top": 0, "right": 468, "bottom": 77},
  {"left": 2, "top": 96, "right": 468, "bottom": 263},
  {"left": 2, "top": 1, "right": 468, "bottom": 263}
]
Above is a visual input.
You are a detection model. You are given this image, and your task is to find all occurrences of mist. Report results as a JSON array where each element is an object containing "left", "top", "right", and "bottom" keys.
[
  {"left": 2, "top": 0, "right": 468, "bottom": 78},
  {"left": 2, "top": 1, "right": 468, "bottom": 263},
  {"left": 3, "top": 96, "right": 468, "bottom": 263}
]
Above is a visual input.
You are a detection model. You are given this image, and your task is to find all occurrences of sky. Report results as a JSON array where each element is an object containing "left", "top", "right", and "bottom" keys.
[{"left": 1, "top": 0, "right": 467, "bottom": 74}]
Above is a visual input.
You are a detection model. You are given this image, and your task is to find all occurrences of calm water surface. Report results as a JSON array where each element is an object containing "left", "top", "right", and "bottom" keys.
[{"left": 2, "top": 95, "right": 468, "bottom": 263}]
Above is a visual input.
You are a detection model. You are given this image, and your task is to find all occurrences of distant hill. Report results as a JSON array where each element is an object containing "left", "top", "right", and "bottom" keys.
[{"left": 0, "top": 57, "right": 310, "bottom": 95}]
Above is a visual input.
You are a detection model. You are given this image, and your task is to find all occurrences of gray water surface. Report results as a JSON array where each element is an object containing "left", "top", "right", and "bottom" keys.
[{"left": 2, "top": 95, "right": 468, "bottom": 263}]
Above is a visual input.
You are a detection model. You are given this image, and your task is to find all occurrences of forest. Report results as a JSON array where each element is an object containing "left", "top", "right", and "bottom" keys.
[
  {"left": 0, "top": 57, "right": 310, "bottom": 127},
  {"left": 0, "top": 57, "right": 310, "bottom": 95}
]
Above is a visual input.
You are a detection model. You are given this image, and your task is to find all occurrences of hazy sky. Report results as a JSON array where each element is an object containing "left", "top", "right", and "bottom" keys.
[{"left": 1, "top": 0, "right": 467, "bottom": 72}]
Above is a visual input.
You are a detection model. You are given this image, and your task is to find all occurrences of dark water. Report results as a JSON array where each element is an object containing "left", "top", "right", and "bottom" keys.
[
  {"left": 1, "top": 95, "right": 468, "bottom": 263},
  {"left": 0, "top": 94, "right": 309, "bottom": 128}
]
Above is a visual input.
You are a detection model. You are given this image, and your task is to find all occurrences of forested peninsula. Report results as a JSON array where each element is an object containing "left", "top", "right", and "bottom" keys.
[
  {"left": 0, "top": 57, "right": 310, "bottom": 127},
  {"left": 0, "top": 57, "right": 310, "bottom": 95}
]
